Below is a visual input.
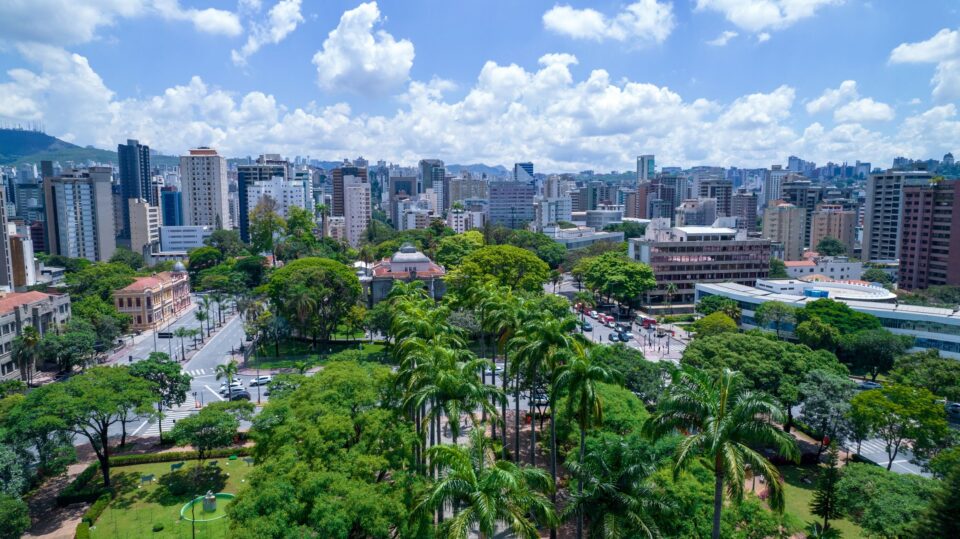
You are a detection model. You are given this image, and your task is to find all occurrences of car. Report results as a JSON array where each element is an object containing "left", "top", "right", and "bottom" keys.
[
  {"left": 249, "top": 375, "right": 272, "bottom": 387},
  {"left": 219, "top": 381, "right": 244, "bottom": 395},
  {"left": 622, "top": 331, "right": 634, "bottom": 340},
  {"left": 608, "top": 333, "right": 620, "bottom": 342},
  {"left": 606, "top": 320, "right": 617, "bottom": 329},
  {"left": 615, "top": 324, "right": 629, "bottom": 332},
  {"left": 856, "top": 380, "right": 883, "bottom": 391},
  {"left": 581, "top": 322, "right": 593, "bottom": 331},
  {"left": 229, "top": 390, "right": 252, "bottom": 401},
  {"left": 945, "top": 402, "right": 960, "bottom": 419},
  {"left": 589, "top": 310, "right": 599, "bottom": 319}
]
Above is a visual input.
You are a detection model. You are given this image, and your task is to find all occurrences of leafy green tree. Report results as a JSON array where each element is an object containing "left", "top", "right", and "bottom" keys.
[
  {"left": 889, "top": 349, "right": 960, "bottom": 402},
  {"left": 0, "top": 493, "right": 30, "bottom": 539},
  {"left": 435, "top": 230, "right": 484, "bottom": 268},
  {"left": 264, "top": 257, "right": 362, "bottom": 343},
  {"left": 835, "top": 463, "right": 936, "bottom": 537},
  {"left": 644, "top": 367, "right": 799, "bottom": 539},
  {"left": 108, "top": 247, "right": 144, "bottom": 270},
  {"left": 691, "top": 312, "right": 738, "bottom": 338},
  {"left": 415, "top": 429, "right": 557, "bottom": 539},
  {"left": 233, "top": 255, "right": 267, "bottom": 288},
  {"left": 913, "top": 462, "right": 960, "bottom": 538},
  {"left": 204, "top": 229, "right": 247, "bottom": 257},
  {"left": 42, "top": 324, "right": 97, "bottom": 372},
  {"left": 850, "top": 384, "right": 949, "bottom": 470},
  {"left": 249, "top": 197, "right": 286, "bottom": 263},
  {"left": 451, "top": 245, "right": 550, "bottom": 293},
  {"left": 589, "top": 345, "right": 674, "bottom": 406},
  {"left": 695, "top": 295, "right": 741, "bottom": 322},
  {"left": 11, "top": 326, "right": 40, "bottom": 384},
  {"left": 815, "top": 237, "right": 846, "bottom": 256},
  {"left": 64, "top": 262, "right": 136, "bottom": 302},
  {"left": 505, "top": 229, "right": 567, "bottom": 268},
  {"left": 810, "top": 442, "right": 843, "bottom": 533},
  {"left": 129, "top": 354, "right": 192, "bottom": 444},
  {"left": 576, "top": 251, "right": 656, "bottom": 312},
  {"left": 70, "top": 295, "right": 129, "bottom": 346},
  {"left": 0, "top": 443, "right": 27, "bottom": 496},
  {"left": 837, "top": 329, "right": 913, "bottom": 380},
  {"left": 798, "top": 370, "right": 856, "bottom": 455},
  {"left": 603, "top": 221, "right": 647, "bottom": 239},
  {"left": 862, "top": 267, "right": 893, "bottom": 285},
  {"left": 170, "top": 407, "right": 238, "bottom": 471},
  {"left": 795, "top": 316, "right": 840, "bottom": 351},
  {"left": 187, "top": 246, "right": 224, "bottom": 284},
  {"left": 1, "top": 387, "right": 75, "bottom": 476},
  {"left": 797, "top": 298, "right": 881, "bottom": 335},
  {"left": 215, "top": 360, "right": 240, "bottom": 395},
  {"left": 753, "top": 300, "right": 797, "bottom": 338},
  {"left": 769, "top": 257, "right": 788, "bottom": 278}
]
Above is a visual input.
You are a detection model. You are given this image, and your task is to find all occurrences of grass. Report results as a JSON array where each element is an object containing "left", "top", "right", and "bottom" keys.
[
  {"left": 90, "top": 459, "right": 253, "bottom": 539},
  {"left": 250, "top": 339, "right": 386, "bottom": 370},
  {"left": 779, "top": 465, "right": 864, "bottom": 538}
]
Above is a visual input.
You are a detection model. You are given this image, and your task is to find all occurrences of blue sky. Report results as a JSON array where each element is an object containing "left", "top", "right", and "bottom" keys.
[{"left": 0, "top": 1, "right": 958, "bottom": 171}]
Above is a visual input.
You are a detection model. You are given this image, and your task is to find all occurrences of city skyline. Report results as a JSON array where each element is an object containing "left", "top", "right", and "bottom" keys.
[{"left": 0, "top": 1, "right": 958, "bottom": 171}]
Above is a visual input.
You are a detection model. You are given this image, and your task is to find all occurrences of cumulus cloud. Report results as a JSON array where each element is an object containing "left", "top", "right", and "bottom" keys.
[
  {"left": 806, "top": 80, "right": 858, "bottom": 113},
  {"left": 542, "top": 0, "right": 675, "bottom": 44},
  {"left": 757, "top": 32, "right": 771, "bottom": 42},
  {"left": 153, "top": 0, "right": 242, "bottom": 36},
  {"left": 889, "top": 28, "right": 960, "bottom": 101},
  {"left": 834, "top": 98, "right": 894, "bottom": 123},
  {"left": 695, "top": 0, "right": 841, "bottom": 33},
  {"left": 312, "top": 2, "right": 414, "bottom": 94},
  {"left": 707, "top": 30, "right": 739, "bottom": 46},
  {"left": 231, "top": 0, "right": 304, "bottom": 65}
]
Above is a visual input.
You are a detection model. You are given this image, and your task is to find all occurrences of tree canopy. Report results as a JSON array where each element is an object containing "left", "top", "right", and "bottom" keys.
[
  {"left": 450, "top": 244, "right": 550, "bottom": 294},
  {"left": 691, "top": 312, "right": 738, "bottom": 338},
  {"left": 837, "top": 329, "right": 913, "bottom": 380},
  {"left": 797, "top": 298, "right": 882, "bottom": 335},
  {"left": 574, "top": 251, "right": 656, "bottom": 309},
  {"left": 264, "top": 257, "right": 362, "bottom": 343},
  {"left": 815, "top": 237, "right": 846, "bottom": 256},
  {"left": 890, "top": 349, "right": 960, "bottom": 402}
]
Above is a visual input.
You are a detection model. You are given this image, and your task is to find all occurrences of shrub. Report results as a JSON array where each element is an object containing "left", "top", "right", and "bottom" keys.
[
  {"left": 75, "top": 522, "right": 90, "bottom": 539},
  {"left": 0, "top": 493, "right": 31, "bottom": 539},
  {"left": 56, "top": 464, "right": 108, "bottom": 506},
  {"left": 109, "top": 446, "right": 251, "bottom": 466},
  {"left": 81, "top": 494, "right": 112, "bottom": 526},
  {"left": 152, "top": 523, "right": 164, "bottom": 532}
]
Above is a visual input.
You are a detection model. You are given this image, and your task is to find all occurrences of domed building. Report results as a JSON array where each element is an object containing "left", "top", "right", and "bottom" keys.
[{"left": 368, "top": 243, "right": 445, "bottom": 304}]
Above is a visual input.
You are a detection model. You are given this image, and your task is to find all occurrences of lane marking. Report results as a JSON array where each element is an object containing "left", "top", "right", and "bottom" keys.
[{"left": 205, "top": 384, "right": 225, "bottom": 401}]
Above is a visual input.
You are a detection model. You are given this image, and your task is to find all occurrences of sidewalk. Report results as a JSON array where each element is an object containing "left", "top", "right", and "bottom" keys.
[{"left": 104, "top": 303, "right": 199, "bottom": 364}]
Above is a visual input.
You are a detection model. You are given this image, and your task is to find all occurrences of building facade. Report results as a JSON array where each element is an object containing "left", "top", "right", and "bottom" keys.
[
  {"left": 731, "top": 188, "right": 758, "bottom": 231},
  {"left": 237, "top": 155, "right": 290, "bottom": 241},
  {"left": 784, "top": 256, "right": 863, "bottom": 281},
  {"left": 114, "top": 269, "right": 191, "bottom": 331},
  {"left": 368, "top": 244, "right": 445, "bottom": 305},
  {"left": 43, "top": 168, "right": 116, "bottom": 262},
  {"left": 344, "top": 178, "right": 371, "bottom": 247},
  {"left": 762, "top": 201, "right": 806, "bottom": 261},
  {"left": 0, "top": 291, "right": 71, "bottom": 380},
  {"left": 245, "top": 177, "right": 310, "bottom": 220},
  {"left": 810, "top": 204, "right": 857, "bottom": 256},
  {"left": 899, "top": 179, "right": 960, "bottom": 290},
  {"left": 117, "top": 139, "right": 152, "bottom": 239},
  {"left": 180, "top": 147, "right": 229, "bottom": 231},
  {"left": 489, "top": 181, "right": 535, "bottom": 229},
  {"left": 698, "top": 179, "right": 733, "bottom": 217},
  {"left": 862, "top": 170, "right": 932, "bottom": 262},
  {"left": 129, "top": 199, "right": 160, "bottom": 256},
  {"left": 160, "top": 226, "right": 213, "bottom": 251},
  {"left": 160, "top": 188, "right": 183, "bottom": 226}
]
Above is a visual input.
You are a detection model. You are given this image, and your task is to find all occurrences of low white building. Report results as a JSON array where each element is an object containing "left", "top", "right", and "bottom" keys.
[
  {"left": 784, "top": 255, "right": 863, "bottom": 281},
  {"left": 160, "top": 226, "right": 213, "bottom": 251},
  {"left": 246, "top": 176, "right": 310, "bottom": 220},
  {"left": 447, "top": 207, "right": 486, "bottom": 233},
  {"left": 542, "top": 225, "right": 624, "bottom": 250}
]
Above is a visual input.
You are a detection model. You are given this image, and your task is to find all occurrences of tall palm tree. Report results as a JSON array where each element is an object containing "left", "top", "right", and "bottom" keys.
[
  {"left": 663, "top": 283, "right": 677, "bottom": 315},
  {"left": 174, "top": 326, "right": 191, "bottom": 360},
  {"left": 199, "top": 295, "right": 214, "bottom": 335},
  {"left": 210, "top": 289, "right": 225, "bottom": 326},
  {"left": 215, "top": 360, "right": 240, "bottom": 397},
  {"left": 14, "top": 326, "right": 41, "bottom": 384},
  {"left": 194, "top": 309, "right": 208, "bottom": 344},
  {"left": 643, "top": 367, "right": 800, "bottom": 539},
  {"left": 286, "top": 286, "right": 317, "bottom": 345},
  {"left": 564, "top": 436, "right": 671, "bottom": 539},
  {"left": 415, "top": 429, "right": 558, "bottom": 539},
  {"left": 482, "top": 288, "right": 525, "bottom": 461},
  {"left": 555, "top": 349, "right": 619, "bottom": 539}
]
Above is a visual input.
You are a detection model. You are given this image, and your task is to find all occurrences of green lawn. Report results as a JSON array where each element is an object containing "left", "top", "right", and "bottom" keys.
[
  {"left": 249, "top": 340, "right": 386, "bottom": 370},
  {"left": 90, "top": 459, "right": 253, "bottom": 539},
  {"left": 780, "top": 465, "right": 864, "bottom": 538}
]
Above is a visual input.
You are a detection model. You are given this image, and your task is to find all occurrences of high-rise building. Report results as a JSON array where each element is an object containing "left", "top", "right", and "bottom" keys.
[
  {"left": 763, "top": 165, "right": 789, "bottom": 209},
  {"left": 419, "top": 159, "right": 445, "bottom": 192},
  {"left": 117, "top": 139, "right": 152, "bottom": 239},
  {"left": 780, "top": 178, "right": 822, "bottom": 247},
  {"left": 534, "top": 197, "right": 573, "bottom": 230},
  {"left": 180, "top": 147, "right": 230, "bottom": 232},
  {"left": 237, "top": 155, "right": 290, "bottom": 241},
  {"left": 161, "top": 188, "right": 183, "bottom": 226},
  {"left": 246, "top": 177, "right": 310, "bottom": 219},
  {"left": 698, "top": 179, "right": 733, "bottom": 217},
  {"left": 332, "top": 165, "right": 367, "bottom": 217},
  {"left": 9, "top": 231, "right": 36, "bottom": 289},
  {"left": 128, "top": 199, "right": 160, "bottom": 256},
  {"left": 675, "top": 198, "right": 717, "bottom": 227},
  {"left": 810, "top": 204, "right": 857, "bottom": 256},
  {"left": 637, "top": 155, "right": 655, "bottom": 183},
  {"left": 763, "top": 201, "right": 806, "bottom": 261},
  {"left": 863, "top": 170, "right": 932, "bottom": 262},
  {"left": 899, "top": 180, "right": 960, "bottom": 290},
  {"left": 513, "top": 162, "right": 534, "bottom": 182},
  {"left": 448, "top": 178, "right": 489, "bottom": 203},
  {"left": 731, "top": 188, "right": 758, "bottom": 232},
  {"left": 44, "top": 168, "right": 116, "bottom": 261},
  {"left": 0, "top": 192, "right": 13, "bottom": 290},
  {"left": 344, "top": 178, "right": 371, "bottom": 247},
  {"left": 489, "top": 181, "right": 535, "bottom": 229}
]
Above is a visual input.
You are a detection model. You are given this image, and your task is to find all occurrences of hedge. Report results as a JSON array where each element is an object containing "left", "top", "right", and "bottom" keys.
[
  {"left": 56, "top": 463, "right": 108, "bottom": 507},
  {"left": 81, "top": 494, "right": 112, "bottom": 526},
  {"left": 75, "top": 522, "right": 90, "bottom": 539},
  {"left": 110, "top": 447, "right": 252, "bottom": 466}
]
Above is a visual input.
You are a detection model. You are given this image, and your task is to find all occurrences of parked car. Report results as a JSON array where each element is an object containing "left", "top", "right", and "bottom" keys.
[
  {"left": 249, "top": 375, "right": 272, "bottom": 387},
  {"left": 581, "top": 321, "right": 593, "bottom": 332},
  {"left": 229, "top": 390, "right": 252, "bottom": 401},
  {"left": 609, "top": 333, "right": 621, "bottom": 342},
  {"left": 622, "top": 331, "right": 634, "bottom": 340},
  {"left": 589, "top": 310, "right": 599, "bottom": 319},
  {"left": 945, "top": 401, "right": 960, "bottom": 421},
  {"left": 856, "top": 380, "right": 883, "bottom": 391},
  {"left": 219, "top": 381, "right": 244, "bottom": 395},
  {"left": 606, "top": 320, "right": 617, "bottom": 329}
]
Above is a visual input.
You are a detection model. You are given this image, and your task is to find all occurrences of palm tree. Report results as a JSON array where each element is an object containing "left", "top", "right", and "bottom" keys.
[
  {"left": 564, "top": 436, "right": 671, "bottom": 539},
  {"left": 200, "top": 295, "right": 214, "bottom": 335},
  {"left": 174, "top": 326, "right": 191, "bottom": 360},
  {"left": 663, "top": 282, "right": 677, "bottom": 315},
  {"left": 555, "top": 348, "right": 619, "bottom": 539},
  {"left": 482, "top": 288, "right": 525, "bottom": 461},
  {"left": 415, "top": 429, "right": 558, "bottom": 539},
  {"left": 215, "top": 360, "right": 240, "bottom": 397},
  {"left": 210, "top": 290, "right": 225, "bottom": 326},
  {"left": 643, "top": 367, "right": 800, "bottom": 539},
  {"left": 194, "top": 309, "right": 208, "bottom": 344},
  {"left": 287, "top": 286, "right": 317, "bottom": 346},
  {"left": 13, "top": 326, "right": 41, "bottom": 384}
]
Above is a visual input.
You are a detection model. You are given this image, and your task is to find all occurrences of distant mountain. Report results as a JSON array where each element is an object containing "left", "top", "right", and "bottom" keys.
[
  {"left": 0, "top": 128, "right": 180, "bottom": 167},
  {"left": 446, "top": 163, "right": 509, "bottom": 177}
]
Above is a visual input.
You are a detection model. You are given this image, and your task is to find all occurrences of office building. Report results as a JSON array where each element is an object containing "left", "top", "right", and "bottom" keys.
[
  {"left": 862, "top": 170, "right": 932, "bottom": 262},
  {"left": 160, "top": 226, "right": 213, "bottom": 251},
  {"left": 419, "top": 159, "right": 445, "bottom": 193},
  {"left": 762, "top": 201, "right": 806, "bottom": 261},
  {"left": 899, "top": 179, "right": 960, "bottom": 290},
  {"left": 237, "top": 155, "right": 290, "bottom": 241},
  {"left": 781, "top": 179, "right": 822, "bottom": 247},
  {"left": 446, "top": 207, "right": 486, "bottom": 233},
  {"left": 489, "top": 181, "right": 535, "bottom": 229},
  {"left": 731, "top": 188, "right": 757, "bottom": 231},
  {"left": 0, "top": 192, "right": 12, "bottom": 291},
  {"left": 0, "top": 291, "right": 72, "bottom": 380},
  {"left": 637, "top": 155, "right": 655, "bottom": 183},
  {"left": 675, "top": 198, "right": 717, "bottom": 227},
  {"left": 514, "top": 162, "right": 534, "bottom": 182},
  {"left": 161, "top": 188, "right": 183, "bottom": 226},
  {"left": 344, "top": 175, "right": 371, "bottom": 247},
  {"left": 246, "top": 176, "right": 310, "bottom": 220},
  {"left": 763, "top": 165, "right": 789, "bottom": 209},
  {"left": 784, "top": 256, "right": 863, "bottom": 281},
  {"left": 118, "top": 139, "right": 152, "bottom": 239},
  {"left": 9, "top": 231, "right": 36, "bottom": 289},
  {"left": 13, "top": 181, "right": 44, "bottom": 223},
  {"left": 585, "top": 207, "right": 622, "bottom": 230},
  {"left": 542, "top": 225, "right": 624, "bottom": 250},
  {"left": 128, "top": 199, "right": 160, "bottom": 256},
  {"left": 629, "top": 219, "right": 772, "bottom": 312},
  {"left": 534, "top": 197, "right": 573, "bottom": 230},
  {"left": 114, "top": 269, "right": 191, "bottom": 331},
  {"left": 448, "top": 178, "right": 489, "bottom": 202},
  {"left": 810, "top": 204, "right": 857, "bottom": 256},
  {"left": 698, "top": 179, "right": 733, "bottom": 217},
  {"left": 43, "top": 168, "right": 116, "bottom": 262},
  {"left": 331, "top": 165, "right": 367, "bottom": 217},
  {"left": 180, "top": 147, "right": 229, "bottom": 230}
]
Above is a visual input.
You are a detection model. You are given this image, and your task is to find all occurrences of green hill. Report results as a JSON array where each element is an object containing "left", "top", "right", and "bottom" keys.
[{"left": 0, "top": 128, "right": 180, "bottom": 167}]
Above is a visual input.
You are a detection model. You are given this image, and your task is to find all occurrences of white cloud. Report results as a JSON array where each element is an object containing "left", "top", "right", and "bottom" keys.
[
  {"left": 757, "top": 32, "right": 771, "bottom": 42},
  {"left": 231, "top": 0, "right": 304, "bottom": 65},
  {"left": 312, "top": 2, "right": 414, "bottom": 94},
  {"left": 834, "top": 98, "right": 894, "bottom": 123},
  {"left": 890, "top": 28, "right": 960, "bottom": 101},
  {"left": 695, "top": 0, "right": 841, "bottom": 32},
  {"left": 806, "top": 80, "right": 858, "bottom": 113},
  {"left": 542, "top": 1, "right": 675, "bottom": 44},
  {"left": 707, "top": 30, "right": 739, "bottom": 46}
]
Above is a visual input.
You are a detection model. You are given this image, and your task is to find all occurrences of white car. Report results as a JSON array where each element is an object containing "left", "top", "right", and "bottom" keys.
[
  {"left": 219, "top": 381, "right": 244, "bottom": 394},
  {"left": 249, "top": 375, "right": 272, "bottom": 387}
]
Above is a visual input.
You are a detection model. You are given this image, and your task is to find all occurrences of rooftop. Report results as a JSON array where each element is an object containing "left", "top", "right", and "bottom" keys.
[
  {"left": 0, "top": 291, "right": 57, "bottom": 313},
  {"left": 117, "top": 272, "right": 185, "bottom": 293}
]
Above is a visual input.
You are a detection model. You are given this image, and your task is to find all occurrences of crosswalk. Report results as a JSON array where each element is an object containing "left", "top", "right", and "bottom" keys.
[
  {"left": 185, "top": 368, "right": 209, "bottom": 377},
  {"left": 135, "top": 395, "right": 200, "bottom": 439},
  {"left": 856, "top": 439, "right": 890, "bottom": 455}
]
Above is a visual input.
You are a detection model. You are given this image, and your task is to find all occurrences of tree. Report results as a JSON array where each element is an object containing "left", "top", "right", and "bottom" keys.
[
  {"left": 889, "top": 349, "right": 960, "bottom": 402},
  {"left": 862, "top": 267, "right": 893, "bottom": 285},
  {"left": 108, "top": 247, "right": 145, "bottom": 270},
  {"left": 415, "top": 429, "right": 557, "bottom": 539},
  {"left": 0, "top": 443, "right": 28, "bottom": 496},
  {"left": 170, "top": 407, "right": 238, "bottom": 471},
  {"left": 798, "top": 370, "right": 856, "bottom": 456},
  {"left": 815, "top": 237, "right": 846, "bottom": 257},
  {"left": 187, "top": 246, "right": 224, "bottom": 285},
  {"left": 264, "top": 257, "right": 362, "bottom": 343},
  {"left": 797, "top": 298, "right": 881, "bottom": 335},
  {"left": 233, "top": 255, "right": 267, "bottom": 288},
  {"left": 64, "top": 262, "right": 136, "bottom": 302},
  {"left": 129, "top": 354, "right": 192, "bottom": 444},
  {"left": 70, "top": 295, "right": 129, "bottom": 347},
  {"left": 690, "top": 312, "right": 738, "bottom": 338},
  {"left": 43, "top": 325, "right": 97, "bottom": 372},
  {"left": 215, "top": 360, "right": 240, "bottom": 397},
  {"left": 850, "top": 384, "right": 948, "bottom": 470},
  {"left": 41, "top": 367, "right": 155, "bottom": 487},
  {"left": 913, "top": 462, "right": 960, "bottom": 538},
  {"left": 345, "top": 304, "right": 367, "bottom": 341},
  {"left": 769, "top": 257, "right": 788, "bottom": 278},
  {"left": 435, "top": 230, "right": 484, "bottom": 268},
  {"left": 589, "top": 345, "right": 674, "bottom": 406},
  {"left": 837, "top": 329, "right": 913, "bottom": 380},
  {"left": 194, "top": 308, "right": 208, "bottom": 344},
  {"left": 835, "top": 463, "right": 936, "bottom": 537},
  {"left": 695, "top": 295, "right": 741, "bottom": 322},
  {"left": 450, "top": 245, "right": 550, "bottom": 294},
  {"left": 0, "top": 494, "right": 30, "bottom": 539},
  {"left": 810, "top": 442, "right": 843, "bottom": 532},
  {"left": 174, "top": 326, "right": 191, "bottom": 360},
  {"left": 576, "top": 251, "right": 656, "bottom": 312},
  {"left": 644, "top": 367, "right": 799, "bottom": 539},
  {"left": 11, "top": 326, "right": 40, "bottom": 384},
  {"left": 204, "top": 229, "right": 247, "bottom": 257},
  {"left": 795, "top": 316, "right": 840, "bottom": 351},
  {"left": 753, "top": 301, "right": 797, "bottom": 339},
  {"left": 249, "top": 198, "right": 286, "bottom": 264}
]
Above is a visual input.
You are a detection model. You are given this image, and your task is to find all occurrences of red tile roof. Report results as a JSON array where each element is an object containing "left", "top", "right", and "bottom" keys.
[
  {"left": 118, "top": 272, "right": 182, "bottom": 293},
  {"left": 0, "top": 291, "right": 52, "bottom": 313},
  {"left": 784, "top": 260, "right": 815, "bottom": 267}
]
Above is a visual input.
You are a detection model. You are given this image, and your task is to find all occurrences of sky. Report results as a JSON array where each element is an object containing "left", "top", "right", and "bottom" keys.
[{"left": 0, "top": 0, "right": 958, "bottom": 172}]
